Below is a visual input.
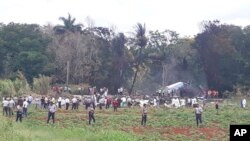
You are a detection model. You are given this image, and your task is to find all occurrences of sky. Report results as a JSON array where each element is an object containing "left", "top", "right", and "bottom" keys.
[{"left": 1, "top": 0, "right": 250, "bottom": 36}]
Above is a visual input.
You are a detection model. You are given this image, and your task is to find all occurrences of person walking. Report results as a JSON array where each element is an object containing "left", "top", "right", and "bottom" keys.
[
  {"left": 47, "top": 101, "right": 57, "bottom": 124},
  {"left": 141, "top": 104, "right": 147, "bottom": 126},
  {"left": 194, "top": 104, "right": 203, "bottom": 127},
  {"left": 16, "top": 105, "right": 23, "bottom": 122},
  {"left": 88, "top": 106, "right": 95, "bottom": 125}
]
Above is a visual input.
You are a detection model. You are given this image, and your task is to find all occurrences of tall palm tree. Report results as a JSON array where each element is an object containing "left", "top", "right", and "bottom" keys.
[
  {"left": 54, "top": 13, "right": 83, "bottom": 34},
  {"left": 129, "top": 23, "right": 147, "bottom": 94},
  {"left": 111, "top": 33, "right": 128, "bottom": 93}
]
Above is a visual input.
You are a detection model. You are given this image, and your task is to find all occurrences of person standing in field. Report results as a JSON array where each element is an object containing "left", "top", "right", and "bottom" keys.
[
  {"left": 16, "top": 105, "right": 23, "bottom": 122},
  {"left": 215, "top": 100, "right": 219, "bottom": 114},
  {"left": 8, "top": 97, "right": 15, "bottom": 117},
  {"left": 44, "top": 96, "right": 48, "bottom": 109},
  {"left": 27, "top": 95, "right": 33, "bottom": 105},
  {"left": 47, "top": 101, "right": 57, "bottom": 124},
  {"left": 65, "top": 97, "right": 70, "bottom": 110},
  {"left": 141, "top": 104, "right": 147, "bottom": 126},
  {"left": 105, "top": 97, "right": 111, "bottom": 109},
  {"left": 71, "top": 97, "right": 77, "bottom": 110},
  {"left": 2, "top": 97, "right": 9, "bottom": 116},
  {"left": 41, "top": 96, "right": 45, "bottom": 109},
  {"left": 35, "top": 97, "right": 40, "bottom": 109},
  {"left": 127, "top": 96, "right": 132, "bottom": 108},
  {"left": 112, "top": 98, "right": 119, "bottom": 112},
  {"left": 22, "top": 99, "right": 28, "bottom": 117},
  {"left": 242, "top": 98, "right": 247, "bottom": 108},
  {"left": 88, "top": 106, "right": 95, "bottom": 125},
  {"left": 194, "top": 104, "right": 203, "bottom": 127},
  {"left": 58, "top": 97, "right": 62, "bottom": 109}
]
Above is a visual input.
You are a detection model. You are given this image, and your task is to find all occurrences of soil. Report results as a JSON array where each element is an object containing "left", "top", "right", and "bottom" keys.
[{"left": 122, "top": 126, "right": 228, "bottom": 141}]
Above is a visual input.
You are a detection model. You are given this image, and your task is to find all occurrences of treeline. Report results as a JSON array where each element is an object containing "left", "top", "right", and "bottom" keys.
[{"left": 0, "top": 15, "right": 250, "bottom": 95}]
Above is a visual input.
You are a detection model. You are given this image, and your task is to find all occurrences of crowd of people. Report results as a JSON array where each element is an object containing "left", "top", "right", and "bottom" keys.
[{"left": 1, "top": 87, "right": 248, "bottom": 127}]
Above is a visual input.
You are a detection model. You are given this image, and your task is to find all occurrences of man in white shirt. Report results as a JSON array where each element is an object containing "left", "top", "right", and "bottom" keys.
[
  {"left": 121, "top": 96, "right": 126, "bottom": 107},
  {"left": 22, "top": 99, "right": 28, "bottom": 117},
  {"left": 35, "top": 97, "right": 40, "bottom": 109},
  {"left": 242, "top": 98, "right": 247, "bottom": 108},
  {"left": 58, "top": 97, "right": 62, "bottom": 108},
  {"left": 127, "top": 96, "right": 132, "bottom": 108},
  {"left": 27, "top": 95, "right": 33, "bottom": 105},
  {"left": 8, "top": 98, "right": 15, "bottom": 117},
  {"left": 191, "top": 98, "right": 197, "bottom": 107},
  {"left": 194, "top": 104, "right": 203, "bottom": 127},
  {"left": 71, "top": 97, "right": 77, "bottom": 110},
  {"left": 47, "top": 101, "right": 57, "bottom": 124},
  {"left": 65, "top": 97, "right": 70, "bottom": 110},
  {"left": 44, "top": 97, "right": 48, "bottom": 109},
  {"left": 2, "top": 97, "right": 9, "bottom": 116}
]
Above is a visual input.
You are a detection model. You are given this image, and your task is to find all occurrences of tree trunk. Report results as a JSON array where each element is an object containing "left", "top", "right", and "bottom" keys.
[
  {"left": 129, "top": 66, "right": 139, "bottom": 95},
  {"left": 162, "top": 63, "right": 165, "bottom": 86}
]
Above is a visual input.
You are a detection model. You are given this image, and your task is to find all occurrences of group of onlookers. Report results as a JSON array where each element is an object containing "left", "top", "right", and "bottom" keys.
[
  {"left": 2, "top": 95, "right": 33, "bottom": 122},
  {"left": 1, "top": 92, "right": 249, "bottom": 128}
]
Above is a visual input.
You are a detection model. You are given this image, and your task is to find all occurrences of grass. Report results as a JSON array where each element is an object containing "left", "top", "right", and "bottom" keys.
[{"left": 1, "top": 98, "right": 250, "bottom": 141}]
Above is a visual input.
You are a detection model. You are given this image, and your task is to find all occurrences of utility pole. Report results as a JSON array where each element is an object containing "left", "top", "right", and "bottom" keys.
[{"left": 66, "top": 61, "right": 70, "bottom": 91}]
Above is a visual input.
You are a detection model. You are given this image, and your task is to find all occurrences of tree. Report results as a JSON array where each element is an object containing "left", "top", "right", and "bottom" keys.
[
  {"left": 0, "top": 23, "right": 51, "bottom": 82},
  {"left": 129, "top": 23, "right": 147, "bottom": 94},
  {"left": 147, "top": 30, "right": 178, "bottom": 86},
  {"left": 110, "top": 33, "right": 132, "bottom": 93},
  {"left": 54, "top": 13, "right": 83, "bottom": 34},
  {"left": 194, "top": 20, "right": 246, "bottom": 92}
]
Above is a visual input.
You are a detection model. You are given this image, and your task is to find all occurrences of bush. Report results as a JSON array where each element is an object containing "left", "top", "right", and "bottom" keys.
[
  {"left": 33, "top": 74, "right": 51, "bottom": 95},
  {"left": 13, "top": 71, "right": 30, "bottom": 96},
  {"left": 0, "top": 79, "right": 16, "bottom": 97}
]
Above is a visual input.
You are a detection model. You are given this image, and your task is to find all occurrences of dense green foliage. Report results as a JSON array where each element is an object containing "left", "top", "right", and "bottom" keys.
[
  {"left": 0, "top": 23, "right": 51, "bottom": 83},
  {"left": 1, "top": 16, "right": 250, "bottom": 95}
]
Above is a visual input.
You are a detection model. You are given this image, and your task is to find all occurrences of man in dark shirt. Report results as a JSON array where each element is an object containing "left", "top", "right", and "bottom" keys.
[{"left": 141, "top": 104, "right": 147, "bottom": 126}]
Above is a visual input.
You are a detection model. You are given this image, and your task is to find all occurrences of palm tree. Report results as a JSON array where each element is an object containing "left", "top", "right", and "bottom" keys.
[
  {"left": 129, "top": 23, "right": 147, "bottom": 94},
  {"left": 54, "top": 13, "right": 83, "bottom": 34},
  {"left": 111, "top": 33, "right": 128, "bottom": 93}
]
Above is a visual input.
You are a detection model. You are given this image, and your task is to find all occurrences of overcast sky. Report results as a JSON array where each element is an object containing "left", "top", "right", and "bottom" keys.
[{"left": 1, "top": 0, "right": 250, "bottom": 36}]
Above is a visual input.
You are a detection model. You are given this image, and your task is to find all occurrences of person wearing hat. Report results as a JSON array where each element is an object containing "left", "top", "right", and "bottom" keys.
[
  {"left": 47, "top": 101, "right": 57, "bottom": 124},
  {"left": 194, "top": 104, "right": 203, "bottom": 127},
  {"left": 141, "top": 104, "right": 147, "bottom": 126}
]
